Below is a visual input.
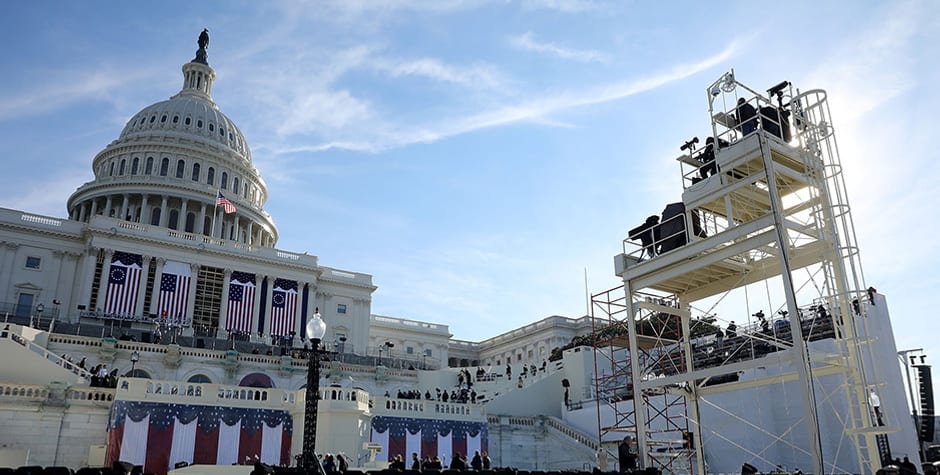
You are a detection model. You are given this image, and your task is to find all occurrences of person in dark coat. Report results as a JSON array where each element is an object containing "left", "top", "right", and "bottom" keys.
[
  {"left": 470, "top": 451, "right": 482, "bottom": 470},
  {"left": 618, "top": 436, "right": 637, "bottom": 472},
  {"left": 735, "top": 98, "right": 758, "bottom": 136}
]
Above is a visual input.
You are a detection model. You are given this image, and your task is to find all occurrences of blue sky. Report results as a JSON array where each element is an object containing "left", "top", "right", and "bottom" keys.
[{"left": 1, "top": 0, "right": 938, "bottom": 374}]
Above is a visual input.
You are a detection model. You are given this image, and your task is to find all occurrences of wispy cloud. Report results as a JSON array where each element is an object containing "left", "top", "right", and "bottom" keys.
[
  {"left": 510, "top": 31, "right": 610, "bottom": 63},
  {"left": 285, "top": 40, "right": 738, "bottom": 154},
  {"left": 520, "top": 0, "right": 602, "bottom": 13},
  {"left": 373, "top": 57, "right": 505, "bottom": 90},
  {"left": 0, "top": 66, "right": 153, "bottom": 121}
]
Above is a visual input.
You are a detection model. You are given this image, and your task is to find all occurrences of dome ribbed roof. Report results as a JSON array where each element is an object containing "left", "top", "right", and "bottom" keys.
[{"left": 119, "top": 94, "right": 251, "bottom": 161}]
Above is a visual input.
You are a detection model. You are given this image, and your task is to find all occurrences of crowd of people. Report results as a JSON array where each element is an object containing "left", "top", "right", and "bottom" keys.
[{"left": 386, "top": 450, "right": 492, "bottom": 472}]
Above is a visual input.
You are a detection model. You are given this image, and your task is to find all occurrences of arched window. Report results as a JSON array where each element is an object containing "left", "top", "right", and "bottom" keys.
[
  {"left": 145, "top": 157, "right": 154, "bottom": 175},
  {"left": 187, "top": 374, "right": 212, "bottom": 384},
  {"left": 175, "top": 160, "right": 185, "bottom": 178},
  {"left": 185, "top": 212, "right": 196, "bottom": 233},
  {"left": 131, "top": 157, "right": 139, "bottom": 175},
  {"left": 125, "top": 369, "right": 151, "bottom": 379},
  {"left": 191, "top": 163, "right": 200, "bottom": 181},
  {"left": 221, "top": 172, "right": 228, "bottom": 190},
  {"left": 150, "top": 208, "right": 161, "bottom": 226},
  {"left": 168, "top": 210, "right": 179, "bottom": 230},
  {"left": 119, "top": 159, "right": 126, "bottom": 175},
  {"left": 203, "top": 216, "right": 211, "bottom": 236},
  {"left": 233, "top": 177, "right": 240, "bottom": 194},
  {"left": 109, "top": 162, "right": 115, "bottom": 176},
  {"left": 207, "top": 167, "right": 215, "bottom": 185},
  {"left": 160, "top": 158, "right": 169, "bottom": 176}
]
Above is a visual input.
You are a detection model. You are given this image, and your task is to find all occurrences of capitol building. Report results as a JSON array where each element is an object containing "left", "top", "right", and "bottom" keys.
[{"left": 0, "top": 32, "right": 599, "bottom": 475}]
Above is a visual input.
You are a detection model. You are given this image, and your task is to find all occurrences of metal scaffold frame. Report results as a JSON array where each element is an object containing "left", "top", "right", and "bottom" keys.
[{"left": 594, "top": 70, "right": 899, "bottom": 475}]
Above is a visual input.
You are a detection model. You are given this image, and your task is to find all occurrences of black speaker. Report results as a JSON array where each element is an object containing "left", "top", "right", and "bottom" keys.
[
  {"left": 196, "top": 338, "right": 205, "bottom": 349},
  {"left": 917, "top": 365, "right": 935, "bottom": 442}
]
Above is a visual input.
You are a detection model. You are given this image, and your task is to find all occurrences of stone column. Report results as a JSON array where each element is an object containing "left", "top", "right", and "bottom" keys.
[
  {"left": 0, "top": 242, "right": 20, "bottom": 301},
  {"left": 78, "top": 203, "right": 87, "bottom": 222},
  {"left": 74, "top": 247, "right": 99, "bottom": 314},
  {"left": 104, "top": 196, "right": 113, "bottom": 218},
  {"left": 219, "top": 268, "right": 232, "bottom": 330},
  {"left": 119, "top": 194, "right": 129, "bottom": 221},
  {"left": 149, "top": 258, "right": 167, "bottom": 316},
  {"left": 159, "top": 196, "right": 169, "bottom": 227},
  {"left": 233, "top": 215, "right": 240, "bottom": 242},
  {"left": 95, "top": 249, "right": 114, "bottom": 312},
  {"left": 198, "top": 203, "right": 208, "bottom": 235},
  {"left": 185, "top": 263, "right": 200, "bottom": 325},
  {"left": 89, "top": 199, "right": 98, "bottom": 219},
  {"left": 135, "top": 256, "right": 152, "bottom": 317},
  {"left": 141, "top": 194, "right": 150, "bottom": 225}
]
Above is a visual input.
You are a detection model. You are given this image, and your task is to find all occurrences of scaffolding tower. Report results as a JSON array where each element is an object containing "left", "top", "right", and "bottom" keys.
[{"left": 594, "top": 70, "right": 897, "bottom": 475}]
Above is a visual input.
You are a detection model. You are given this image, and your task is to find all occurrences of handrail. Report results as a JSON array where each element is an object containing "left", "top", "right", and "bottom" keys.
[{"left": 1, "top": 328, "right": 92, "bottom": 381}]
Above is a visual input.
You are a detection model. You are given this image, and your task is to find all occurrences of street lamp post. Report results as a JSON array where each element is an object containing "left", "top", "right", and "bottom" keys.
[
  {"left": 130, "top": 350, "right": 140, "bottom": 375},
  {"left": 33, "top": 303, "right": 44, "bottom": 328},
  {"left": 302, "top": 308, "right": 326, "bottom": 472}
]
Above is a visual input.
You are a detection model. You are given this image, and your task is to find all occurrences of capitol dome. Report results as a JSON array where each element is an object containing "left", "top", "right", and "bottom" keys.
[{"left": 67, "top": 34, "right": 278, "bottom": 247}]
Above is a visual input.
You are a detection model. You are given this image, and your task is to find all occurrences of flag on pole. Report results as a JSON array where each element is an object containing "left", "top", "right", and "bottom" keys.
[
  {"left": 270, "top": 278, "right": 297, "bottom": 337},
  {"left": 217, "top": 191, "right": 236, "bottom": 214},
  {"left": 225, "top": 271, "right": 256, "bottom": 333},
  {"left": 105, "top": 251, "right": 143, "bottom": 317},
  {"left": 159, "top": 261, "right": 192, "bottom": 325}
]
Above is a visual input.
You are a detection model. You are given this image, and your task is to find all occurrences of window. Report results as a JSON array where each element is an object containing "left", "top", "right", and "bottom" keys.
[
  {"left": 208, "top": 123, "right": 215, "bottom": 132},
  {"left": 220, "top": 172, "right": 228, "bottom": 189},
  {"left": 517, "top": 354, "right": 522, "bottom": 361},
  {"left": 527, "top": 349, "right": 533, "bottom": 358},
  {"left": 185, "top": 212, "right": 196, "bottom": 233},
  {"left": 131, "top": 157, "right": 139, "bottom": 175},
  {"left": 160, "top": 158, "right": 169, "bottom": 176},
  {"left": 146, "top": 157, "right": 154, "bottom": 174},
  {"left": 337, "top": 303, "right": 347, "bottom": 314},
  {"left": 150, "top": 208, "right": 160, "bottom": 225},
  {"left": 220, "top": 127, "right": 225, "bottom": 137},
  {"left": 191, "top": 163, "right": 200, "bottom": 181},
  {"left": 173, "top": 115, "right": 179, "bottom": 124},
  {"left": 185, "top": 117, "right": 191, "bottom": 126},
  {"left": 25, "top": 256, "right": 41, "bottom": 269},
  {"left": 161, "top": 115, "right": 167, "bottom": 123},
  {"left": 168, "top": 210, "right": 179, "bottom": 230},
  {"left": 149, "top": 115, "right": 156, "bottom": 123},
  {"left": 197, "top": 119, "right": 203, "bottom": 129},
  {"left": 406, "top": 346, "right": 414, "bottom": 355},
  {"left": 109, "top": 162, "right": 115, "bottom": 176},
  {"left": 233, "top": 177, "right": 240, "bottom": 194},
  {"left": 119, "top": 159, "right": 126, "bottom": 175},
  {"left": 175, "top": 159, "right": 185, "bottom": 178},
  {"left": 207, "top": 167, "right": 215, "bottom": 185},
  {"left": 425, "top": 349, "right": 432, "bottom": 357},
  {"left": 188, "top": 374, "right": 211, "bottom": 383}
]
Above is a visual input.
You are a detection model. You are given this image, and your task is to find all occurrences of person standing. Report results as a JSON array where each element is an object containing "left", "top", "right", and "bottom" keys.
[{"left": 618, "top": 436, "right": 637, "bottom": 472}]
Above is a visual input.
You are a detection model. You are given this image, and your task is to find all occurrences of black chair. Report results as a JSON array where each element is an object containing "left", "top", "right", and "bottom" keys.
[{"left": 40, "top": 468, "right": 73, "bottom": 475}]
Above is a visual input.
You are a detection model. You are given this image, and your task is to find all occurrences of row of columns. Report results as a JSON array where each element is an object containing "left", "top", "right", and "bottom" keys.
[{"left": 72, "top": 193, "right": 274, "bottom": 247}]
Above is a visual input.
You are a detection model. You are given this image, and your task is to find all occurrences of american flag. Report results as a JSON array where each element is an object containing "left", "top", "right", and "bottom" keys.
[
  {"left": 216, "top": 191, "right": 236, "bottom": 214},
  {"left": 159, "top": 261, "right": 191, "bottom": 325},
  {"left": 105, "top": 251, "right": 143, "bottom": 317},
  {"left": 269, "top": 278, "right": 297, "bottom": 337},
  {"left": 225, "top": 271, "right": 256, "bottom": 333}
]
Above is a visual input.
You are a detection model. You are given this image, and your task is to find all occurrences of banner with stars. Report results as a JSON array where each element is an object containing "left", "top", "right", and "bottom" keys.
[
  {"left": 106, "top": 400, "right": 292, "bottom": 475},
  {"left": 104, "top": 251, "right": 143, "bottom": 317},
  {"left": 158, "top": 261, "right": 191, "bottom": 325},
  {"left": 225, "top": 271, "right": 256, "bottom": 333},
  {"left": 370, "top": 415, "right": 488, "bottom": 463},
  {"left": 270, "top": 278, "right": 297, "bottom": 337}
]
